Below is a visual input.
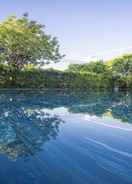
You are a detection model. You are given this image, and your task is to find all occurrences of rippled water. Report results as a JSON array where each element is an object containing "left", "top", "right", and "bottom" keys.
[{"left": 0, "top": 90, "right": 132, "bottom": 184}]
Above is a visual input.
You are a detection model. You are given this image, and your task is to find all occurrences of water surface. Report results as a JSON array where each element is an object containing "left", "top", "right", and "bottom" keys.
[{"left": 0, "top": 90, "right": 132, "bottom": 184}]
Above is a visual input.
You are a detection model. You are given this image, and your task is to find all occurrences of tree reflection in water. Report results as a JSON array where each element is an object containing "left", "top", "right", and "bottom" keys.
[
  {"left": 0, "top": 89, "right": 131, "bottom": 160},
  {"left": 0, "top": 91, "right": 64, "bottom": 160}
]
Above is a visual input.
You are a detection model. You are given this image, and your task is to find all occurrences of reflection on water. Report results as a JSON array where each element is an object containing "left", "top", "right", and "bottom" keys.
[
  {"left": 0, "top": 90, "right": 132, "bottom": 184},
  {"left": 0, "top": 91, "right": 64, "bottom": 160},
  {"left": 0, "top": 90, "right": 131, "bottom": 159}
]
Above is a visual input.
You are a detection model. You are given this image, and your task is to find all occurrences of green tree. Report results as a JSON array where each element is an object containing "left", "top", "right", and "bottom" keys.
[
  {"left": 81, "top": 61, "right": 108, "bottom": 74},
  {"left": 0, "top": 14, "right": 63, "bottom": 84},
  {"left": 68, "top": 60, "right": 109, "bottom": 74},
  {"left": 112, "top": 54, "right": 132, "bottom": 76}
]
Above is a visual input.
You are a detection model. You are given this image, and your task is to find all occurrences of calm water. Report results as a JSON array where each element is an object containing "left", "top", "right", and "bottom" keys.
[{"left": 0, "top": 90, "right": 132, "bottom": 184}]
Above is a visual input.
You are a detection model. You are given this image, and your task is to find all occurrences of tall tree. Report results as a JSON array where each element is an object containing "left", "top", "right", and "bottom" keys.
[{"left": 0, "top": 14, "right": 63, "bottom": 83}]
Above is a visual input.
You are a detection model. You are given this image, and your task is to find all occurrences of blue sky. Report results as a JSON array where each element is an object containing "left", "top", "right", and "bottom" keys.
[{"left": 1, "top": 0, "right": 132, "bottom": 65}]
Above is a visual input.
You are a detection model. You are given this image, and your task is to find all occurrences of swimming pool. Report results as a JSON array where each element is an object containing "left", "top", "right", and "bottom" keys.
[{"left": 0, "top": 90, "right": 132, "bottom": 184}]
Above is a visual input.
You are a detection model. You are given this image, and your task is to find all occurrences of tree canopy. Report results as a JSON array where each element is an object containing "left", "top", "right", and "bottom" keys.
[
  {"left": 112, "top": 54, "right": 132, "bottom": 76},
  {"left": 68, "top": 61, "right": 109, "bottom": 74},
  {"left": 0, "top": 14, "right": 63, "bottom": 70}
]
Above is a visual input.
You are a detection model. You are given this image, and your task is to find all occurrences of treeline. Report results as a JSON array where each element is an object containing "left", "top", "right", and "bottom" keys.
[
  {"left": 67, "top": 54, "right": 132, "bottom": 90},
  {"left": 0, "top": 53, "right": 132, "bottom": 90},
  {"left": 0, "top": 66, "right": 111, "bottom": 89},
  {"left": 0, "top": 15, "right": 131, "bottom": 90}
]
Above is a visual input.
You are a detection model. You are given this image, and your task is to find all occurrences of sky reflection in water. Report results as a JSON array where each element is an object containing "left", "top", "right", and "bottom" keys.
[{"left": 0, "top": 90, "right": 132, "bottom": 184}]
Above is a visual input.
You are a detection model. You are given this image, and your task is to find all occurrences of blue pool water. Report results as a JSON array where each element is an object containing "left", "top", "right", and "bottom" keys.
[{"left": 0, "top": 90, "right": 132, "bottom": 184}]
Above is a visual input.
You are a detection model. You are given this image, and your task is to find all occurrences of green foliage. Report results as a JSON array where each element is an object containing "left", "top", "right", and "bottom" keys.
[
  {"left": 67, "top": 54, "right": 132, "bottom": 90},
  {"left": 0, "top": 14, "right": 63, "bottom": 85},
  {"left": 0, "top": 14, "right": 62, "bottom": 70},
  {"left": 68, "top": 60, "right": 110, "bottom": 74},
  {"left": 0, "top": 66, "right": 112, "bottom": 90},
  {"left": 112, "top": 54, "right": 132, "bottom": 76},
  {"left": 0, "top": 14, "right": 131, "bottom": 90},
  {"left": 110, "top": 54, "right": 132, "bottom": 89},
  {"left": 0, "top": 52, "right": 131, "bottom": 90}
]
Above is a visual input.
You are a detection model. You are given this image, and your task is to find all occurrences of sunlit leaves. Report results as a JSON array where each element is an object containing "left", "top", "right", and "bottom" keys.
[{"left": 0, "top": 15, "right": 63, "bottom": 70}]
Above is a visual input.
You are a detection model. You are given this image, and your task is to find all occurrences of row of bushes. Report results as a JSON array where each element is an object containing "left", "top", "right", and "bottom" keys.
[
  {"left": 0, "top": 65, "right": 131, "bottom": 90},
  {"left": 0, "top": 67, "right": 114, "bottom": 90}
]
